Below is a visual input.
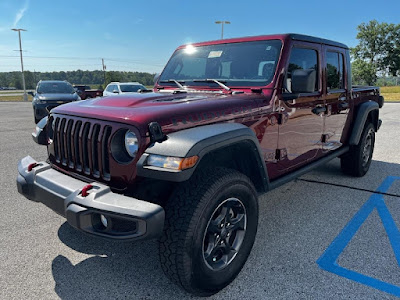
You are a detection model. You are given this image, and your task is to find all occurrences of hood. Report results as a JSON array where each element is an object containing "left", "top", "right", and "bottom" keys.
[
  {"left": 52, "top": 91, "right": 273, "bottom": 135},
  {"left": 37, "top": 93, "right": 79, "bottom": 101}
]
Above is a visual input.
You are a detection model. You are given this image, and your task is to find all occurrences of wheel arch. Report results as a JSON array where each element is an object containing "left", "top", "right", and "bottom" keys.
[{"left": 349, "top": 101, "right": 379, "bottom": 146}]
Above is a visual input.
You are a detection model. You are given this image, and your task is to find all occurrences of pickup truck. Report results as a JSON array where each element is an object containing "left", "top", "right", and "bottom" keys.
[
  {"left": 73, "top": 85, "right": 103, "bottom": 99},
  {"left": 17, "top": 33, "right": 383, "bottom": 296}
]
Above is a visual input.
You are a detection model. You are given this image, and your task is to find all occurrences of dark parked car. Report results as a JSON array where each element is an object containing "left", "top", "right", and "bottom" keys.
[{"left": 31, "top": 80, "right": 80, "bottom": 123}]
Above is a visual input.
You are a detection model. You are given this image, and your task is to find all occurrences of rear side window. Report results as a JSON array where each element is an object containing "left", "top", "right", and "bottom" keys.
[
  {"left": 106, "top": 85, "right": 117, "bottom": 92},
  {"left": 326, "top": 51, "right": 344, "bottom": 90},
  {"left": 286, "top": 47, "right": 319, "bottom": 92}
]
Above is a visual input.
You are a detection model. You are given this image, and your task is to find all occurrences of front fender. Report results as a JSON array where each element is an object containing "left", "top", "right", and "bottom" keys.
[{"left": 137, "top": 123, "right": 268, "bottom": 189}]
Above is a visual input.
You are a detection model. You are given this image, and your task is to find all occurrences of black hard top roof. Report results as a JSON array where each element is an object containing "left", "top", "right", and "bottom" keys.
[{"left": 288, "top": 33, "right": 348, "bottom": 49}]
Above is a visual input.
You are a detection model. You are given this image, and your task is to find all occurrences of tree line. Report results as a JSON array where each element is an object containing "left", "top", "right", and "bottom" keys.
[
  {"left": 352, "top": 20, "right": 400, "bottom": 85},
  {"left": 0, "top": 70, "right": 156, "bottom": 89}
]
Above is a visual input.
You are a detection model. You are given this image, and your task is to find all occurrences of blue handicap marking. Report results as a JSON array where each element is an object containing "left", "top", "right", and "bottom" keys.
[{"left": 317, "top": 176, "right": 400, "bottom": 297}]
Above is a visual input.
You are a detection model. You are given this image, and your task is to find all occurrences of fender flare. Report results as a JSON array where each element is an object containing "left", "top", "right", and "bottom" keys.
[
  {"left": 349, "top": 101, "right": 379, "bottom": 146},
  {"left": 137, "top": 123, "right": 269, "bottom": 191},
  {"left": 32, "top": 116, "right": 48, "bottom": 145}
]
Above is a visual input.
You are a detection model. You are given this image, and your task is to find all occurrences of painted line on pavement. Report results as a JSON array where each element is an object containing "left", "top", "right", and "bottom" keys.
[{"left": 317, "top": 176, "right": 400, "bottom": 297}]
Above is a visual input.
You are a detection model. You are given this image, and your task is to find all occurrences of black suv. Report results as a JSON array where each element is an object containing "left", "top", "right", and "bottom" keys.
[{"left": 31, "top": 80, "right": 80, "bottom": 123}]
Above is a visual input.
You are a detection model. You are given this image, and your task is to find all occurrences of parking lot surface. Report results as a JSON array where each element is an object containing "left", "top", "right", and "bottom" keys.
[{"left": 1, "top": 102, "right": 399, "bottom": 299}]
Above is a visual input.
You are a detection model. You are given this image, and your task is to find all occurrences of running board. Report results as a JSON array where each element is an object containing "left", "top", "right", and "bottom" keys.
[{"left": 269, "top": 146, "right": 349, "bottom": 191}]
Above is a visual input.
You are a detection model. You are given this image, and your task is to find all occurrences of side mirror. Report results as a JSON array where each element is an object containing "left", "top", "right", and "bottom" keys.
[
  {"left": 112, "top": 90, "right": 119, "bottom": 94},
  {"left": 153, "top": 73, "right": 160, "bottom": 84},
  {"left": 291, "top": 69, "right": 316, "bottom": 94},
  {"left": 28, "top": 91, "right": 35, "bottom": 97}
]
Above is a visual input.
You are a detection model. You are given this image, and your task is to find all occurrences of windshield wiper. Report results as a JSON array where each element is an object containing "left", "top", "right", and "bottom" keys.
[
  {"left": 193, "top": 79, "right": 231, "bottom": 91},
  {"left": 159, "top": 79, "right": 186, "bottom": 90}
]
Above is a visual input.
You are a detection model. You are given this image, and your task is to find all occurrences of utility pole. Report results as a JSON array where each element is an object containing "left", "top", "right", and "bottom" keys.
[
  {"left": 102, "top": 58, "right": 106, "bottom": 88},
  {"left": 12, "top": 28, "right": 28, "bottom": 101},
  {"left": 215, "top": 21, "right": 230, "bottom": 39}
]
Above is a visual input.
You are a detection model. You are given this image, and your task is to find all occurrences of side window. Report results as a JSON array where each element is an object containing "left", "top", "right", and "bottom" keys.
[
  {"left": 106, "top": 85, "right": 116, "bottom": 92},
  {"left": 326, "top": 51, "right": 345, "bottom": 90},
  {"left": 286, "top": 47, "right": 318, "bottom": 93}
]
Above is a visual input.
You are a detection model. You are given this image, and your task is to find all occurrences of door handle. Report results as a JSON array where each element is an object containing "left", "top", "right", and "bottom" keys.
[{"left": 312, "top": 106, "right": 326, "bottom": 115}]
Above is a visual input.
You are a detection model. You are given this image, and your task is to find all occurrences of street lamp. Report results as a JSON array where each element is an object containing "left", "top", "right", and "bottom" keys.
[
  {"left": 11, "top": 28, "right": 28, "bottom": 102},
  {"left": 215, "top": 21, "right": 230, "bottom": 39}
]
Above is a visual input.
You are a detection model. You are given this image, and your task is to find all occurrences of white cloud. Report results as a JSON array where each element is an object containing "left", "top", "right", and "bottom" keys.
[
  {"left": 134, "top": 18, "right": 143, "bottom": 25},
  {"left": 12, "top": 0, "right": 29, "bottom": 28}
]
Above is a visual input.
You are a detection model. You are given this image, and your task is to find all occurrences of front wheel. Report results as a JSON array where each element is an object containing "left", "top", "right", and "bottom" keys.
[
  {"left": 341, "top": 122, "right": 375, "bottom": 177},
  {"left": 159, "top": 167, "right": 258, "bottom": 296}
]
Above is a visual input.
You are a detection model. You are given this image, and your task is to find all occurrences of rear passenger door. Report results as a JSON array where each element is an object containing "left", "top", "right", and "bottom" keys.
[
  {"left": 276, "top": 42, "right": 324, "bottom": 174},
  {"left": 322, "top": 47, "right": 349, "bottom": 151}
]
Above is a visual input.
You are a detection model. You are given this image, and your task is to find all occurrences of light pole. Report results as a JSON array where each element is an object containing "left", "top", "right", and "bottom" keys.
[
  {"left": 12, "top": 28, "right": 28, "bottom": 101},
  {"left": 215, "top": 21, "right": 230, "bottom": 39}
]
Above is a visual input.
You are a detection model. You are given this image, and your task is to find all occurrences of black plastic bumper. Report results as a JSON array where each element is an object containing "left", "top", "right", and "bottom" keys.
[{"left": 17, "top": 156, "right": 165, "bottom": 241}]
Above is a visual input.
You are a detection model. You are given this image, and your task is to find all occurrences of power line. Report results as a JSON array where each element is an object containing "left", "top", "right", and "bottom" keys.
[{"left": 0, "top": 55, "right": 165, "bottom": 66}]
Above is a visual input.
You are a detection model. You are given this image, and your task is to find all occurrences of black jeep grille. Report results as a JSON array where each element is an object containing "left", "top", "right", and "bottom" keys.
[{"left": 52, "top": 116, "right": 112, "bottom": 181}]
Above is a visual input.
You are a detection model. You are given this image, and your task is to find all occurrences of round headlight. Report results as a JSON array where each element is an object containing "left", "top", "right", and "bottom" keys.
[{"left": 125, "top": 131, "right": 139, "bottom": 158}]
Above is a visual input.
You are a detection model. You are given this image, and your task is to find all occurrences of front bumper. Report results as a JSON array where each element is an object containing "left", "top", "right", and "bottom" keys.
[{"left": 17, "top": 156, "right": 165, "bottom": 241}]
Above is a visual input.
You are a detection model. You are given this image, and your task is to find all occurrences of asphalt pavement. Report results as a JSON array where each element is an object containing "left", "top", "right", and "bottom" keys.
[{"left": 0, "top": 102, "right": 399, "bottom": 299}]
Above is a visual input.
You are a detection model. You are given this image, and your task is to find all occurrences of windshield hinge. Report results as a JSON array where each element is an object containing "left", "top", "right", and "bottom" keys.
[
  {"left": 148, "top": 122, "right": 165, "bottom": 143},
  {"left": 251, "top": 88, "right": 263, "bottom": 94}
]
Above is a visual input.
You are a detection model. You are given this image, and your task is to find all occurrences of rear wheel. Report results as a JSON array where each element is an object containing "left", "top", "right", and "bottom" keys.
[
  {"left": 341, "top": 122, "right": 375, "bottom": 177},
  {"left": 159, "top": 167, "right": 258, "bottom": 296}
]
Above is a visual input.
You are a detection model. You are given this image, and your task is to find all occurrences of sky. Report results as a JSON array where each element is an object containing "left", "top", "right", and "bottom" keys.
[{"left": 1, "top": 0, "right": 399, "bottom": 74}]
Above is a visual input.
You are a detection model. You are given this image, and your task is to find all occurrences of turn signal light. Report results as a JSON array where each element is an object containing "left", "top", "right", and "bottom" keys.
[{"left": 181, "top": 156, "right": 199, "bottom": 170}]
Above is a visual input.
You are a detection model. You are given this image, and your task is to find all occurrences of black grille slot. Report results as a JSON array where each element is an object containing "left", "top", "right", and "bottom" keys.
[
  {"left": 91, "top": 124, "right": 100, "bottom": 177},
  {"left": 59, "top": 118, "right": 67, "bottom": 165},
  {"left": 54, "top": 117, "right": 60, "bottom": 161},
  {"left": 73, "top": 121, "right": 82, "bottom": 171},
  {"left": 82, "top": 122, "right": 90, "bottom": 174},
  {"left": 52, "top": 116, "right": 112, "bottom": 181},
  {"left": 66, "top": 119, "right": 73, "bottom": 168},
  {"left": 102, "top": 126, "right": 112, "bottom": 180}
]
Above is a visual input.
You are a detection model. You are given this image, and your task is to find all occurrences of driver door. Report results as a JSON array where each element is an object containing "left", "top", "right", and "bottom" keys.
[{"left": 276, "top": 43, "right": 324, "bottom": 174}]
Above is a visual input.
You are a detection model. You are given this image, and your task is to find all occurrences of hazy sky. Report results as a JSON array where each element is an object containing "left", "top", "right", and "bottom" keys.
[{"left": 1, "top": 0, "right": 399, "bottom": 73}]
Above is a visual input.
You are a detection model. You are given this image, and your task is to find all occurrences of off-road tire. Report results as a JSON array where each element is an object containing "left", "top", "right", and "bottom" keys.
[
  {"left": 341, "top": 122, "right": 375, "bottom": 177},
  {"left": 159, "top": 167, "right": 258, "bottom": 296}
]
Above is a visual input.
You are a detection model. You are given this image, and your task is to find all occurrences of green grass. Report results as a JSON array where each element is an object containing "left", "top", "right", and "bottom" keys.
[
  {"left": 0, "top": 95, "right": 33, "bottom": 101},
  {"left": 380, "top": 86, "right": 400, "bottom": 93},
  {"left": 380, "top": 86, "right": 400, "bottom": 101}
]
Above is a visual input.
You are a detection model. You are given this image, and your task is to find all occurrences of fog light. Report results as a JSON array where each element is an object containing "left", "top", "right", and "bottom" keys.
[{"left": 100, "top": 214, "right": 108, "bottom": 228}]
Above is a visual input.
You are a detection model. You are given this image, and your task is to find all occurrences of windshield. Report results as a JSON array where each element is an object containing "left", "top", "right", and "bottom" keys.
[
  {"left": 37, "top": 82, "right": 75, "bottom": 94},
  {"left": 159, "top": 40, "right": 282, "bottom": 88},
  {"left": 120, "top": 84, "right": 145, "bottom": 92}
]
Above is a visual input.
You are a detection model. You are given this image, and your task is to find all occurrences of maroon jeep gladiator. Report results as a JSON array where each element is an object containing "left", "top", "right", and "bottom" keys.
[{"left": 17, "top": 34, "right": 384, "bottom": 296}]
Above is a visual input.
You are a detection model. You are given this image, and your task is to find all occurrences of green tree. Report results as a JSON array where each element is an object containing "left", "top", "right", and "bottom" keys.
[
  {"left": 352, "top": 59, "right": 377, "bottom": 86},
  {"left": 352, "top": 20, "right": 400, "bottom": 78}
]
